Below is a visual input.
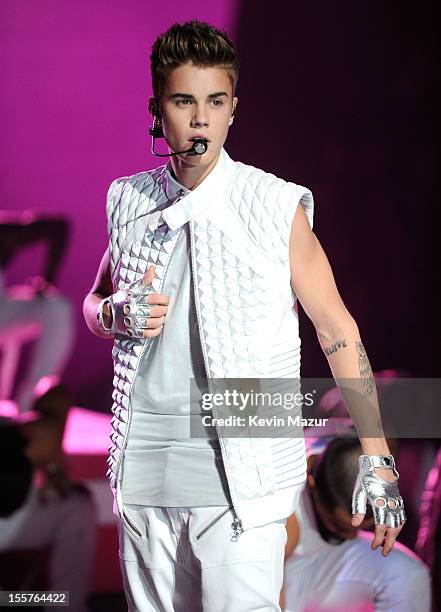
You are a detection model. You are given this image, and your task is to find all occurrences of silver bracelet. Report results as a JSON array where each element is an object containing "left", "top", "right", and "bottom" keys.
[
  {"left": 96, "top": 298, "right": 113, "bottom": 334},
  {"left": 360, "top": 454, "right": 400, "bottom": 479}
]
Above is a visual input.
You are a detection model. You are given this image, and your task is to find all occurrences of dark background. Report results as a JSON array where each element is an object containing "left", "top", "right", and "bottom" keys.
[{"left": 230, "top": 0, "right": 439, "bottom": 379}]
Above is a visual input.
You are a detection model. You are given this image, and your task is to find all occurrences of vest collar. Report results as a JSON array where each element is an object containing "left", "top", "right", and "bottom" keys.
[{"left": 161, "top": 146, "right": 235, "bottom": 230}]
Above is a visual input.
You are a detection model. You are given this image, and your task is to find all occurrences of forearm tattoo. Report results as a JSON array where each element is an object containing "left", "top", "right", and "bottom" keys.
[
  {"left": 323, "top": 338, "right": 347, "bottom": 356},
  {"left": 355, "top": 340, "right": 375, "bottom": 399}
]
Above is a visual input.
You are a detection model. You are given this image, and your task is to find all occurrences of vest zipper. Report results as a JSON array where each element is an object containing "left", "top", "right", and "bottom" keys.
[
  {"left": 114, "top": 224, "right": 183, "bottom": 496},
  {"left": 188, "top": 219, "right": 244, "bottom": 542},
  {"left": 195, "top": 507, "right": 244, "bottom": 542}
]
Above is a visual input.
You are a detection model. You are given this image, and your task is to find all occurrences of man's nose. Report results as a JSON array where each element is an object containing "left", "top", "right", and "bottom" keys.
[{"left": 191, "top": 105, "right": 209, "bottom": 127}]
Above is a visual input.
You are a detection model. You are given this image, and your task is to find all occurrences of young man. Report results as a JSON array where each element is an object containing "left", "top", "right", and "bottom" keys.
[{"left": 83, "top": 20, "right": 406, "bottom": 612}]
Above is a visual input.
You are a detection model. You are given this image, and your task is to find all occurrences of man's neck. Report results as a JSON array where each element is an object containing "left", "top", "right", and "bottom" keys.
[{"left": 169, "top": 149, "right": 221, "bottom": 191}]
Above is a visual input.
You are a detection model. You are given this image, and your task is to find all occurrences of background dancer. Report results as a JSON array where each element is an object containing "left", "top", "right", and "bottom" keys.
[
  {"left": 282, "top": 435, "right": 431, "bottom": 611},
  {"left": 0, "top": 212, "right": 74, "bottom": 412}
]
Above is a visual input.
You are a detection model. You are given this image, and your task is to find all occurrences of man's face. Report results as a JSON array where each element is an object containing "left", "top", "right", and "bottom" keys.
[{"left": 157, "top": 61, "right": 237, "bottom": 166}]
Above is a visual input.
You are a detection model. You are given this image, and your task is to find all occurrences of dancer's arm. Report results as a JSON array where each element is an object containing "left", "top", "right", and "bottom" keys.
[
  {"left": 0, "top": 212, "right": 69, "bottom": 285},
  {"left": 280, "top": 514, "right": 300, "bottom": 610}
]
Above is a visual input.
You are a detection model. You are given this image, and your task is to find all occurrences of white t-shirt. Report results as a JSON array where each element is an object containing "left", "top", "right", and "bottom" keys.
[{"left": 121, "top": 222, "right": 231, "bottom": 507}]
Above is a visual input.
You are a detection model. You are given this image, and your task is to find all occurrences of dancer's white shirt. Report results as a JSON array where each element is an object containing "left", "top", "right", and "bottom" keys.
[{"left": 284, "top": 485, "right": 431, "bottom": 611}]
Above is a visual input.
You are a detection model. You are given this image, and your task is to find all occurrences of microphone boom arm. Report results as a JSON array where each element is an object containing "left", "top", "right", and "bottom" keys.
[{"left": 149, "top": 130, "right": 208, "bottom": 157}]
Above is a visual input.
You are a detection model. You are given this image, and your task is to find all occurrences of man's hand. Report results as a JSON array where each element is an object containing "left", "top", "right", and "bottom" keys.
[
  {"left": 351, "top": 454, "right": 406, "bottom": 556},
  {"left": 100, "top": 264, "right": 169, "bottom": 338}
]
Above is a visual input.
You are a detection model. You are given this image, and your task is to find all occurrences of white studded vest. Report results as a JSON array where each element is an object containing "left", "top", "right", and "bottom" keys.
[{"left": 105, "top": 147, "right": 314, "bottom": 531}]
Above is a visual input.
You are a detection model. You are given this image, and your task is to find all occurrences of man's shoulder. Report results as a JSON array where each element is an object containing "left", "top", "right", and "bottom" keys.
[
  {"left": 232, "top": 157, "right": 288, "bottom": 188},
  {"left": 230, "top": 157, "right": 308, "bottom": 207},
  {"left": 105, "top": 164, "right": 168, "bottom": 221},
  {"left": 108, "top": 163, "right": 167, "bottom": 194}
]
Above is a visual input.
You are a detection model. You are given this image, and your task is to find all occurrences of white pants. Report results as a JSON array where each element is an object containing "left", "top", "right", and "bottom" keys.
[
  {"left": 0, "top": 289, "right": 74, "bottom": 412},
  {"left": 118, "top": 504, "right": 288, "bottom": 611}
]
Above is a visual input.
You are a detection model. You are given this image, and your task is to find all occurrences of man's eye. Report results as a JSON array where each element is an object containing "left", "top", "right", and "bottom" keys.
[
  {"left": 211, "top": 99, "right": 223, "bottom": 106},
  {"left": 176, "top": 99, "right": 190, "bottom": 106}
]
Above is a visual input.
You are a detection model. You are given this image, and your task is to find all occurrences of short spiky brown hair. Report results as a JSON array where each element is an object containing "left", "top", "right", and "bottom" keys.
[{"left": 150, "top": 20, "right": 239, "bottom": 101}]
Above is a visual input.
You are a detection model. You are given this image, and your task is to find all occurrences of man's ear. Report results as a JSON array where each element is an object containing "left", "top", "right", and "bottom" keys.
[{"left": 232, "top": 96, "right": 238, "bottom": 117}]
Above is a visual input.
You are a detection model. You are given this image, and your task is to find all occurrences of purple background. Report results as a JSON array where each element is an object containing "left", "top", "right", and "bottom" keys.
[
  {"left": 1, "top": 1, "right": 438, "bottom": 410},
  {"left": 1, "top": 0, "right": 240, "bottom": 409}
]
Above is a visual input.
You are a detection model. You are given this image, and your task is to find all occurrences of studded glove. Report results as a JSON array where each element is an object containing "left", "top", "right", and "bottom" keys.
[
  {"left": 97, "top": 276, "right": 154, "bottom": 339},
  {"left": 352, "top": 454, "right": 406, "bottom": 528}
]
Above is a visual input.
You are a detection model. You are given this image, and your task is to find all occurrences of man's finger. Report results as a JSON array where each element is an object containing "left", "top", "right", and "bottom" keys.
[
  {"left": 147, "top": 293, "right": 169, "bottom": 306},
  {"left": 143, "top": 264, "right": 156, "bottom": 286},
  {"left": 143, "top": 324, "right": 164, "bottom": 338},
  {"left": 145, "top": 305, "right": 167, "bottom": 318},
  {"left": 381, "top": 527, "right": 400, "bottom": 556},
  {"left": 351, "top": 512, "right": 365, "bottom": 527},
  {"left": 371, "top": 524, "right": 388, "bottom": 550}
]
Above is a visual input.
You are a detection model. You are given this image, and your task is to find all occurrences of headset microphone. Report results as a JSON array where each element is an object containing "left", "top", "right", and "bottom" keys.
[
  {"left": 149, "top": 124, "right": 208, "bottom": 157},
  {"left": 190, "top": 138, "right": 208, "bottom": 155}
]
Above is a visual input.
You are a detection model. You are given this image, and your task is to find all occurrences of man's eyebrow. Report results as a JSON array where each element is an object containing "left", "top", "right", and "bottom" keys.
[{"left": 168, "top": 92, "right": 229, "bottom": 100}]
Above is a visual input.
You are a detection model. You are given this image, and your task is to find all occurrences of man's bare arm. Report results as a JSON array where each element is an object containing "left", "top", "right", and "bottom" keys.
[
  {"left": 289, "top": 204, "right": 392, "bottom": 469},
  {"left": 289, "top": 204, "right": 407, "bottom": 556}
]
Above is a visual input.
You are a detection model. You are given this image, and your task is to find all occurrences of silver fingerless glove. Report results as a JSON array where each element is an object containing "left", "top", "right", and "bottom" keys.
[
  {"left": 352, "top": 454, "right": 406, "bottom": 528},
  {"left": 97, "top": 277, "right": 153, "bottom": 339}
]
